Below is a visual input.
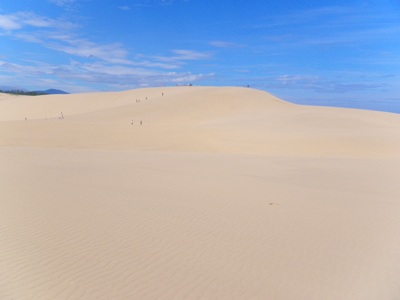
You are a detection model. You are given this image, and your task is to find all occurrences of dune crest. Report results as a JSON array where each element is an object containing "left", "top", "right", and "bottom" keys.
[{"left": 0, "top": 86, "right": 399, "bottom": 157}]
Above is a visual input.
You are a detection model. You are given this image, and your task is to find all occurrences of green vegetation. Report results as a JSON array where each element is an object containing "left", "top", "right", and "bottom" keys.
[{"left": 0, "top": 89, "right": 47, "bottom": 96}]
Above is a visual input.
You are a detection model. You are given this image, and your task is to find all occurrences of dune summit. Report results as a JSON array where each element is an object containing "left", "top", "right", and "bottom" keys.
[
  {"left": 1, "top": 86, "right": 399, "bottom": 157},
  {"left": 1, "top": 86, "right": 400, "bottom": 299}
]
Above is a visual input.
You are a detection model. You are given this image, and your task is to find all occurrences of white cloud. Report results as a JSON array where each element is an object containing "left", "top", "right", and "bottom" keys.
[
  {"left": 21, "top": 14, "right": 53, "bottom": 27},
  {"left": 0, "top": 57, "right": 213, "bottom": 91},
  {"left": 0, "top": 12, "right": 76, "bottom": 33},
  {"left": 209, "top": 41, "right": 244, "bottom": 48},
  {"left": 48, "top": 0, "right": 77, "bottom": 7},
  {"left": 259, "top": 5, "right": 400, "bottom": 50},
  {"left": 167, "top": 72, "right": 214, "bottom": 83},
  {"left": 0, "top": 59, "right": 55, "bottom": 76},
  {"left": 80, "top": 62, "right": 158, "bottom": 77},
  {"left": 0, "top": 15, "right": 22, "bottom": 30},
  {"left": 133, "top": 57, "right": 181, "bottom": 69},
  {"left": 171, "top": 49, "right": 212, "bottom": 60},
  {"left": 48, "top": 38, "right": 130, "bottom": 63},
  {"left": 0, "top": 13, "right": 129, "bottom": 64},
  {"left": 153, "top": 49, "right": 212, "bottom": 64},
  {"left": 53, "top": 61, "right": 214, "bottom": 88},
  {"left": 129, "top": 0, "right": 184, "bottom": 7},
  {"left": 252, "top": 74, "right": 389, "bottom": 94},
  {"left": 0, "top": 8, "right": 213, "bottom": 91},
  {"left": 0, "top": 11, "right": 197, "bottom": 68}
]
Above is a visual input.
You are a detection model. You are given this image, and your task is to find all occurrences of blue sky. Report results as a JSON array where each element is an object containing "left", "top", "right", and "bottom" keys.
[{"left": 1, "top": 0, "right": 400, "bottom": 112}]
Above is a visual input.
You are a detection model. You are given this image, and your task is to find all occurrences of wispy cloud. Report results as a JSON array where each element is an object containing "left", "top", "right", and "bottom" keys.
[
  {"left": 49, "top": 38, "right": 130, "bottom": 64},
  {"left": 0, "top": 12, "right": 76, "bottom": 32},
  {"left": 253, "top": 74, "right": 389, "bottom": 94},
  {"left": 257, "top": 5, "right": 400, "bottom": 49},
  {"left": 255, "top": 6, "right": 360, "bottom": 29},
  {"left": 128, "top": 0, "right": 190, "bottom": 8},
  {"left": 153, "top": 50, "right": 212, "bottom": 64},
  {"left": 0, "top": 59, "right": 57, "bottom": 77},
  {"left": 0, "top": 6, "right": 213, "bottom": 92},
  {"left": 48, "top": 0, "right": 77, "bottom": 7},
  {"left": 132, "top": 56, "right": 181, "bottom": 69},
  {"left": 0, "top": 12, "right": 214, "bottom": 89},
  {"left": 53, "top": 61, "right": 214, "bottom": 88},
  {"left": 0, "top": 9, "right": 212, "bottom": 68},
  {"left": 0, "top": 15, "right": 22, "bottom": 30},
  {"left": 263, "top": 25, "right": 400, "bottom": 49},
  {"left": 0, "top": 57, "right": 213, "bottom": 91},
  {"left": 0, "top": 12, "right": 128, "bottom": 64},
  {"left": 171, "top": 49, "right": 212, "bottom": 60},
  {"left": 209, "top": 41, "right": 244, "bottom": 48}
]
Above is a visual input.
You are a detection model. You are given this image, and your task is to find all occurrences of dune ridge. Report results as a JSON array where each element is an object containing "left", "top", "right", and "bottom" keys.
[
  {"left": 1, "top": 86, "right": 400, "bottom": 299},
  {"left": 1, "top": 86, "right": 399, "bottom": 157}
]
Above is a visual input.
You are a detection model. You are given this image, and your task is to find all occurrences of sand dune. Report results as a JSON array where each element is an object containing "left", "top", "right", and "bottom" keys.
[
  {"left": 1, "top": 87, "right": 400, "bottom": 299},
  {"left": 1, "top": 87, "right": 399, "bottom": 157}
]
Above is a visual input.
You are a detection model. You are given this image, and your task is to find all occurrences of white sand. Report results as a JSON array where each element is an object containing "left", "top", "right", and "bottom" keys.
[{"left": 1, "top": 87, "right": 400, "bottom": 299}]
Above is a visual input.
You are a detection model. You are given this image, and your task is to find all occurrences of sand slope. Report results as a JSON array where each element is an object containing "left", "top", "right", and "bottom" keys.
[
  {"left": 1, "top": 87, "right": 400, "bottom": 299},
  {"left": 1, "top": 87, "right": 399, "bottom": 157}
]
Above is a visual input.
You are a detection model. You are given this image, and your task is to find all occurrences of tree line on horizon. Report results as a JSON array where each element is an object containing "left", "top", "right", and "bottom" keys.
[{"left": 0, "top": 89, "right": 47, "bottom": 96}]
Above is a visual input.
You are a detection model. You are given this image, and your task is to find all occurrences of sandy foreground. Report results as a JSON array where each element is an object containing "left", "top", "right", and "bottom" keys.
[{"left": 1, "top": 86, "right": 400, "bottom": 299}]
